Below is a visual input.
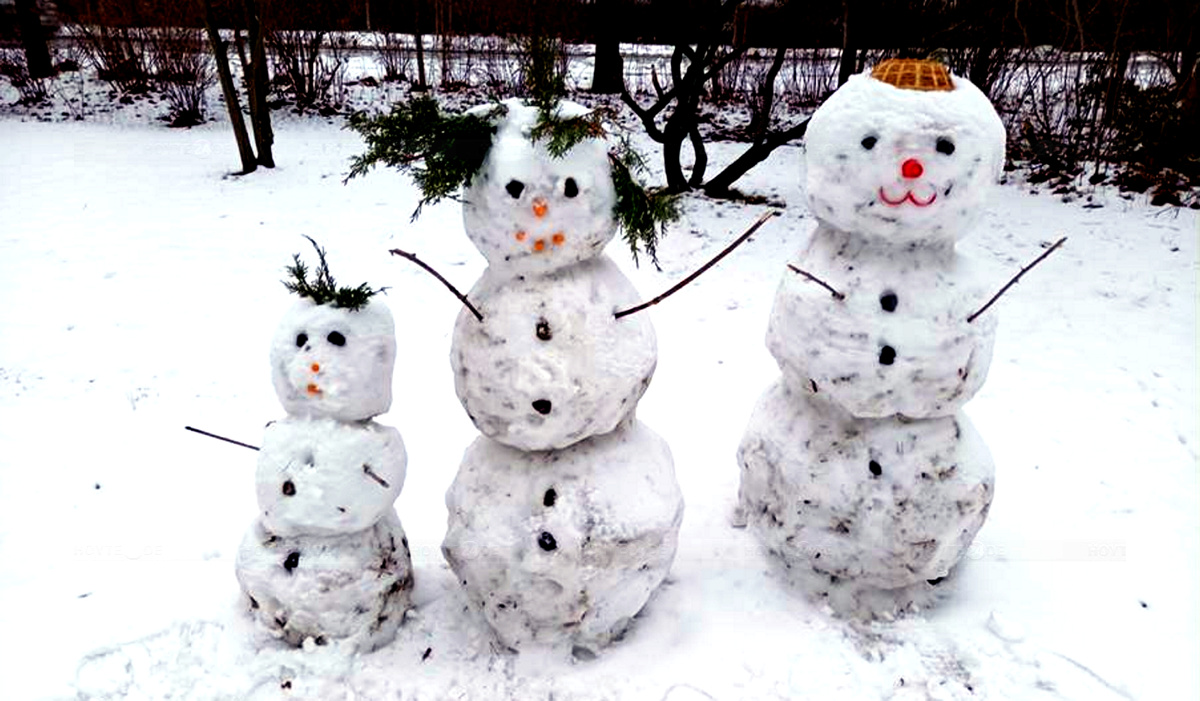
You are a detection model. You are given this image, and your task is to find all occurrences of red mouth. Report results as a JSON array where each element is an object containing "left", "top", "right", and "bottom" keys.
[{"left": 879, "top": 187, "right": 937, "bottom": 207}]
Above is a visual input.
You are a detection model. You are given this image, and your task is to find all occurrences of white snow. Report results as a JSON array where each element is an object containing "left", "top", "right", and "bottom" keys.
[{"left": 0, "top": 109, "right": 1196, "bottom": 700}]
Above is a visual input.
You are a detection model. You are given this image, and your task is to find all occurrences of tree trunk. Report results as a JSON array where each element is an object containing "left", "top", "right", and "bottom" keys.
[
  {"left": 837, "top": 0, "right": 856, "bottom": 86},
  {"left": 243, "top": 0, "right": 275, "bottom": 167},
  {"left": 15, "top": 0, "right": 53, "bottom": 79},
  {"left": 203, "top": 0, "right": 257, "bottom": 174},
  {"left": 703, "top": 118, "right": 809, "bottom": 196},
  {"left": 413, "top": 2, "right": 427, "bottom": 89},
  {"left": 590, "top": 0, "right": 624, "bottom": 93}
]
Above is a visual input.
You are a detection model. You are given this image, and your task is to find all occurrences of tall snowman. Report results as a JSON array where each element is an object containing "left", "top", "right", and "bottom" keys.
[
  {"left": 236, "top": 241, "right": 414, "bottom": 650},
  {"left": 439, "top": 99, "right": 684, "bottom": 655},
  {"left": 737, "top": 59, "right": 1006, "bottom": 617}
]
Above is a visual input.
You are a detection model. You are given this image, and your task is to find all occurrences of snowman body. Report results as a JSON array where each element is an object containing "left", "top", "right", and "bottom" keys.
[
  {"left": 738, "top": 62, "right": 1005, "bottom": 617},
  {"left": 236, "top": 298, "right": 414, "bottom": 650},
  {"left": 442, "top": 100, "right": 682, "bottom": 653}
]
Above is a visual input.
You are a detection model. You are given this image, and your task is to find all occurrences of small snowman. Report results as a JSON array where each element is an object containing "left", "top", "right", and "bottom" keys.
[
  {"left": 350, "top": 93, "right": 686, "bottom": 654},
  {"left": 738, "top": 59, "right": 1008, "bottom": 617},
  {"left": 236, "top": 239, "right": 414, "bottom": 650}
]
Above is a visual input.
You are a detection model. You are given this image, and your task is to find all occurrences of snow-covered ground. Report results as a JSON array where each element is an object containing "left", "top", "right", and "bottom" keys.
[{"left": 0, "top": 107, "right": 1196, "bottom": 700}]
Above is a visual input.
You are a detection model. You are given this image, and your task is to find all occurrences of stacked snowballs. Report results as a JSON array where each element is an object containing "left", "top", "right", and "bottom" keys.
[
  {"left": 236, "top": 252, "right": 413, "bottom": 651},
  {"left": 441, "top": 99, "right": 684, "bottom": 654},
  {"left": 737, "top": 60, "right": 1007, "bottom": 617}
]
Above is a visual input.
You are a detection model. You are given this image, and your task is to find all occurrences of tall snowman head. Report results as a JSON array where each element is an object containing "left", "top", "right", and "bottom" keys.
[
  {"left": 805, "top": 59, "right": 1006, "bottom": 243},
  {"left": 270, "top": 239, "right": 396, "bottom": 421},
  {"left": 463, "top": 99, "right": 617, "bottom": 276}
]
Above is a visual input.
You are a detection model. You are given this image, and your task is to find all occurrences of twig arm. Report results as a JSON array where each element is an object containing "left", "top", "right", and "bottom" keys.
[
  {"left": 786, "top": 265, "right": 845, "bottom": 300},
  {"left": 185, "top": 426, "right": 260, "bottom": 451},
  {"left": 388, "top": 248, "right": 483, "bottom": 322},
  {"left": 967, "top": 236, "right": 1067, "bottom": 323},
  {"left": 614, "top": 210, "right": 780, "bottom": 320}
]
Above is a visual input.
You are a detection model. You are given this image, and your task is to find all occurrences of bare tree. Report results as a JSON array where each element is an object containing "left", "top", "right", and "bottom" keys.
[
  {"left": 202, "top": 0, "right": 257, "bottom": 173},
  {"left": 14, "top": 0, "right": 52, "bottom": 80},
  {"left": 590, "top": 0, "right": 624, "bottom": 93},
  {"left": 622, "top": 0, "right": 809, "bottom": 196}
]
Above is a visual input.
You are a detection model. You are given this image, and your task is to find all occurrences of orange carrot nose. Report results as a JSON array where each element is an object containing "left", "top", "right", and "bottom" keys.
[
  {"left": 311, "top": 363, "right": 320, "bottom": 373},
  {"left": 532, "top": 198, "right": 548, "bottom": 218}
]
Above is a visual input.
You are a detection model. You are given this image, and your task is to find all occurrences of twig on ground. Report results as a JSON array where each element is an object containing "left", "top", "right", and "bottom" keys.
[{"left": 614, "top": 210, "right": 780, "bottom": 320}]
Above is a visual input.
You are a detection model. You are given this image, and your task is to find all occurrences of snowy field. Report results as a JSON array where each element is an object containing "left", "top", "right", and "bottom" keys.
[{"left": 0, "top": 113, "right": 1196, "bottom": 700}]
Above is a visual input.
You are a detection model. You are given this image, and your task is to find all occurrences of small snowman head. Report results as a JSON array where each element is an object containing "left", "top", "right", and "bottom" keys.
[
  {"left": 463, "top": 99, "right": 617, "bottom": 275},
  {"left": 270, "top": 239, "right": 396, "bottom": 421},
  {"left": 805, "top": 59, "right": 1006, "bottom": 243}
]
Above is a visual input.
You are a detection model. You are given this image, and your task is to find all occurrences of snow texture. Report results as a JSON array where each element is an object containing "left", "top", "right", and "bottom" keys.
[
  {"left": 270, "top": 300, "right": 397, "bottom": 422},
  {"left": 462, "top": 99, "right": 617, "bottom": 278},
  {"left": 235, "top": 509, "right": 413, "bottom": 651},
  {"left": 255, "top": 418, "right": 406, "bottom": 537},
  {"left": 738, "top": 380, "right": 994, "bottom": 616},
  {"left": 442, "top": 419, "right": 683, "bottom": 653},
  {"left": 805, "top": 71, "right": 1006, "bottom": 244},
  {"left": 767, "top": 225, "right": 997, "bottom": 418},
  {"left": 452, "top": 253, "right": 656, "bottom": 452}
]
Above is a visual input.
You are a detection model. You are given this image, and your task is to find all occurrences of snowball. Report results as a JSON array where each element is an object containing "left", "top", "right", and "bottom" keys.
[
  {"left": 255, "top": 417, "right": 406, "bottom": 537},
  {"left": 737, "top": 381, "right": 994, "bottom": 618},
  {"left": 442, "top": 419, "right": 683, "bottom": 653},
  {"left": 767, "top": 227, "right": 997, "bottom": 418},
  {"left": 270, "top": 299, "right": 396, "bottom": 422},
  {"left": 451, "top": 255, "right": 656, "bottom": 451},
  {"left": 805, "top": 70, "right": 1006, "bottom": 243},
  {"left": 462, "top": 99, "right": 617, "bottom": 277},
  {"left": 235, "top": 509, "right": 413, "bottom": 652}
]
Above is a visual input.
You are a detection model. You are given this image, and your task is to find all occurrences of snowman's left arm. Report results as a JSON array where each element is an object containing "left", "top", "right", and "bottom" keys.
[
  {"left": 614, "top": 210, "right": 780, "bottom": 320},
  {"left": 967, "top": 236, "right": 1067, "bottom": 323}
]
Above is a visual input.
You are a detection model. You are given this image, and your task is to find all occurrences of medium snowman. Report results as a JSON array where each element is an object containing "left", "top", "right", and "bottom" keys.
[
  {"left": 439, "top": 98, "right": 684, "bottom": 654},
  {"left": 236, "top": 244, "right": 414, "bottom": 650},
  {"left": 737, "top": 60, "right": 1006, "bottom": 617}
]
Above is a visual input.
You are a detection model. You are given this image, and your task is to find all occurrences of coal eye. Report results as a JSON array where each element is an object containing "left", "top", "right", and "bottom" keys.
[
  {"left": 327, "top": 331, "right": 346, "bottom": 346},
  {"left": 563, "top": 178, "right": 578, "bottom": 198},
  {"left": 861, "top": 135, "right": 877, "bottom": 150},
  {"left": 295, "top": 333, "right": 308, "bottom": 348},
  {"left": 505, "top": 180, "right": 524, "bottom": 198},
  {"left": 936, "top": 137, "right": 955, "bottom": 155}
]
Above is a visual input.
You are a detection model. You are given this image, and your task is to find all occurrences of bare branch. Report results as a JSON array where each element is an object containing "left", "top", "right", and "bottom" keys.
[
  {"left": 621, "top": 89, "right": 668, "bottom": 143},
  {"left": 967, "top": 237, "right": 1067, "bottom": 323},
  {"left": 614, "top": 211, "right": 780, "bottom": 319},
  {"left": 389, "top": 248, "right": 483, "bottom": 322},
  {"left": 787, "top": 265, "right": 845, "bottom": 300},
  {"left": 185, "top": 425, "right": 260, "bottom": 451}
]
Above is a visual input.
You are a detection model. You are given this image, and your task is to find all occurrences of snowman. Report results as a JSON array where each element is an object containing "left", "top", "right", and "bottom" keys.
[
  {"left": 235, "top": 242, "right": 414, "bottom": 650},
  {"left": 433, "top": 98, "right": 684, "bottom": 654},
  {"left": 737, "top": 59, "right": 1006, "bottom": 617}
]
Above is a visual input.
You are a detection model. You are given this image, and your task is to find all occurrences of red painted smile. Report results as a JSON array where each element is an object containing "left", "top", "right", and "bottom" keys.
[{"left": 879, "top": 187, "right": 937, "bottom": 207}]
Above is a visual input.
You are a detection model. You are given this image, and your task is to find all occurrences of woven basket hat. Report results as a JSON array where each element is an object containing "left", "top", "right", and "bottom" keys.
[{"left": 871, "top": 58, "right": 954, "bottom": 91}]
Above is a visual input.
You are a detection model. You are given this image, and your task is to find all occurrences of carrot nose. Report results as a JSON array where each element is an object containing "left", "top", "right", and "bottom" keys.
[
  {"left": 901, "top": 158, "right": 924, "bottom": 179},
  {"left": 532, "top": 198, "right": 548, "bottom": 218}
]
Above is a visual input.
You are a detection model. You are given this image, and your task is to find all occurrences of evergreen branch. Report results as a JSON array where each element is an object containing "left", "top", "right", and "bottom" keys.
[
  {"left": 967, "top": 237, "right": 1067, "bottom": 323},
  {"left": 345, "top": 97, "right": 502, "bottom": 220},
  {"left": 614, "top": 210, "right": 779, "bottom": 320},
  {"left": 609, "top": 149, "right": 681, "bottom": 268},
  {"left": 283, "top": 236, "right": 382, "bottom": 310},
  {"left": 531, "top": 109, "right": 609, "bottom": 158},
  {"left": 388, "top": 248, "right": 483, "bottom": 322}
]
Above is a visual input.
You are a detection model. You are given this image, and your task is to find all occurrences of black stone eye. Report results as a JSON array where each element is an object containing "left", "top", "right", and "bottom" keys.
[
  {"left": 861, "top": 135, "right": 877, "bottom": 150},
  {"left": 327, "top": 331, "right": 346, "bottom": 347},
  {"left": 506, "top": 179, "right": 524, "bottom": 198},
  {"left": 936, "top": 138, "right": 955, "bottom": 155},
  {"left": 295, "top": 333, "right": 308, "bottom": 348},
  {"left": 869, "top": 460, "right": 882, "bottom": 477},
  {"left": 563, "top": 177, "right": 578, "bottom": 198}
]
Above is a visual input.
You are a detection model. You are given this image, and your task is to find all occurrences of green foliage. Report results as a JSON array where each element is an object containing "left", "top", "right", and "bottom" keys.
[
  {"left": 609, "top": 145, "right": 681, "bottom": 268},
  {"left": 531, "top": 109, "right": 609, "bottom": 157},
  {"left": 345, "top": 97, "right": 503, "bottom": 219},
  {"left": 283, "top": 236, "right": 382, "bottom": 311}
]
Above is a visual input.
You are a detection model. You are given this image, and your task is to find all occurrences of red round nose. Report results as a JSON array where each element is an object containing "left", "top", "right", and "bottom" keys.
[{"left": 901, "top": 158, "right": 924, "bottom": 179}]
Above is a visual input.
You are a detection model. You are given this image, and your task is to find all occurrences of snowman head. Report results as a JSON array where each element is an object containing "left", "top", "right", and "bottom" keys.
[
  {"left": 805, "top": 59, "right": 1006, "bottom": 243},
  {"left": 270, "top": 240, "right": 396, "bottom": 421},
  {"left": 462, "top": 99, "right": 618, "bottom": 275}
]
